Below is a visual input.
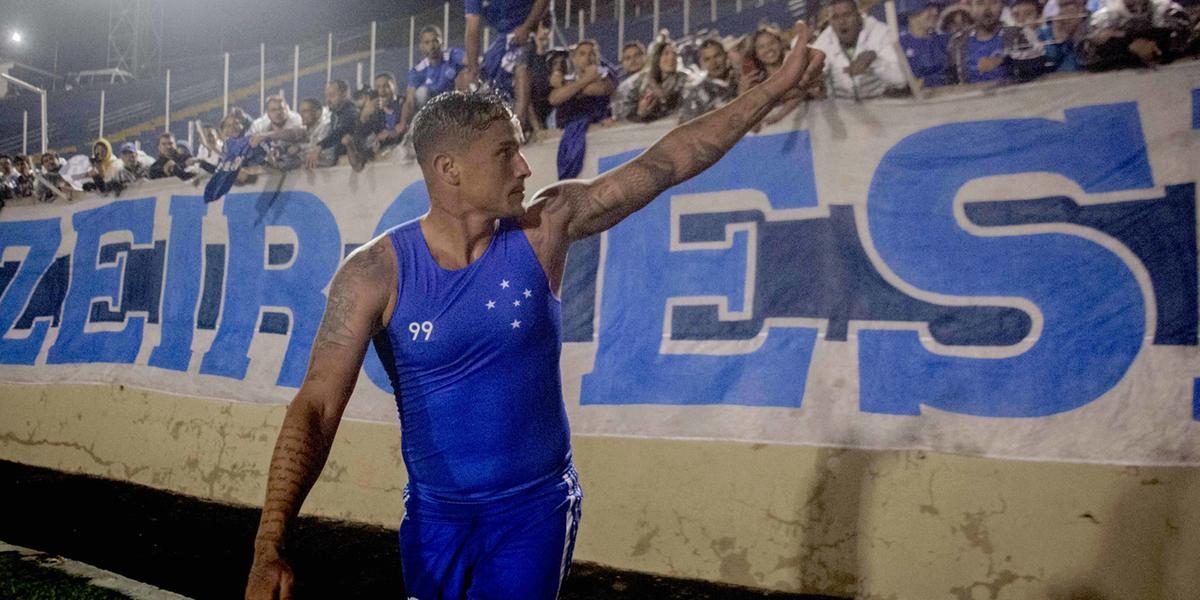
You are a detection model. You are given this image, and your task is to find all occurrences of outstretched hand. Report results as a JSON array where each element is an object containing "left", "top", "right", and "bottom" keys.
[{"left": 766, "top": 22, "right": 826, "bottom": 96}]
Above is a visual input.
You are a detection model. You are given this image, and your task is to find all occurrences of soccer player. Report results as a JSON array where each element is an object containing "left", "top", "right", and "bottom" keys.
[{"left": 244, "top": 22, "right": 825, "bottom": 600}]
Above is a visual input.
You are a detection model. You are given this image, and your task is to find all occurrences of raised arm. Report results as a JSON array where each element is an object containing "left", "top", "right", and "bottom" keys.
[
  {"left": 245, "top": 239, "right": 396, "bottom": 600},
  {"left": 530, "top": 23, "right": 824, "bottom": 244}
]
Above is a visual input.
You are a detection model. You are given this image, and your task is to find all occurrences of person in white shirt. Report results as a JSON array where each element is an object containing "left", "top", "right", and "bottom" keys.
[
  {"left": 810, "top": 0, "right": 909, "bottom": 99},
  {"left": 248, "top": 95, "right": 304, "bottom": 140}
]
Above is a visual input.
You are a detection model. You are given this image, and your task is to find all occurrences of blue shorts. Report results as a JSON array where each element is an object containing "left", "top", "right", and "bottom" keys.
[
  {"left": 481, "top": 32, "right": 530, "bottom": 99},
  {"left": 399, "top": 465, "right": 582, "bottom": 600}
]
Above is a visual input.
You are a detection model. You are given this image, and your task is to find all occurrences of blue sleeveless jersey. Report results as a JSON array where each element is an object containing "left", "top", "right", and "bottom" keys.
[{"left": 373, "top": 218, "right": 571, "bottom": 504}]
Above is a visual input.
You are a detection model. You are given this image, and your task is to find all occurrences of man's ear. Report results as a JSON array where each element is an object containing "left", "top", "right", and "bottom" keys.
[{"left": 432, "top": 152, "right": 461, "bottom": 187}]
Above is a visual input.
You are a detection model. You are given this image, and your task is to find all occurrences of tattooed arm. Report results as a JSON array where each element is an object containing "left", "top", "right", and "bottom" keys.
[
  {"left": 525, "top": 22, "right": 824, "bottom": 253},
  {"left": 245, "top": 239, "right": 396, "bottom": 600}
]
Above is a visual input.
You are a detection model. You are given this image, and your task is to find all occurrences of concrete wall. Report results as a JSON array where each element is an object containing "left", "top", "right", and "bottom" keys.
[{"left": 2, "top": 382, "right": 1197, "bottom": 599}]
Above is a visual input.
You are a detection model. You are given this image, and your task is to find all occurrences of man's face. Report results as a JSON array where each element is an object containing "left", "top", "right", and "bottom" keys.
[
  {"left": 753, "top": 32, "right": 783, "bottom": 67},
  {"left": 454, "top": 119, "right": 531, "bottom": 218},
  {"left": 970, "top": 0, "right": 1002, "bottom": 30},
  {"left": 420, "top": 32, "right": 442, "bottom": 60},
  {"left": 830, "top": 2, "right": 864, "bottom": 46},
  {"left": 1011, "top": 2, "right": 1039, "bottom": 26},
  {"left": 571, "top": 43, "right": 598, "bottom": 72},
  {"left": 14, "top": 159, "right": 28, "bottom": 174},
  {"left": 299, "top": 102, "right": 320, "bottom": 128},
  {"left": 909, "top": 6, "right": 938, "bottom": 35},
  {"left": 267, "top": 101, "right": 287, "bottom": 127},
  {"left": 221, "top": 118, "right": 243, "bottom": 139},
  {"left": 324, "top": 84, "right": 343, "bottom": 108},
  {"left": 536, "top": 22, "right": 551, "bottom": 48},
  {"left": 0, "top": 158, "right": 10, "bottom": 173},
  {"left": 621, "top": 45, "right": 645, "bottom": 75},
  {"left": 699, "top": 45, "right": 727, "bottom": 77},
  {"left": 157, "top": 136, "right": 175, "bottom": 157},
  {"left": 41, "top": 154, "right": 55, "bottom": 170},
  {"left": 374, "top": 77, "right": 396, "bottom": 102},
  {"left": 121, "top": 150, "right": 137, "bottom": 165}
]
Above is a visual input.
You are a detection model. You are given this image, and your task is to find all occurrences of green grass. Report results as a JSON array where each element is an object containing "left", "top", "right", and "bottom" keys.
[{"left": 0, "top": 552, "right": 132, "bottom": 600}]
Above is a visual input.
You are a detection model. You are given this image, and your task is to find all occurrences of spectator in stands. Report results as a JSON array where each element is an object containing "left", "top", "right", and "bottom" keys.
[
  {"left": 1004, "top": 0, "right": 1051, "bottom": 79},
  {"left": 148, "top": 132, "right": 195, "bottom": 181},
  {"left": 35, "top": 152, "right": 71, "bottom": 203},
  {"left": 346, "top": 86, "right": 378, "bottom": 170},
  {"left": 1080, "top": 0, "right": 1192, "bottom": 69},
  {"left": 228, "top": 107, "right": 254, "bottom": 134},
  {"left": 369, "top": 73, "right": 405, "bottom": 153},
  {"left": 321, "top": 80, "right": 359, "bottom": 167},
  {"left": 118, "top": 143, "right": 149, "bottom": 180},
  {"left": 401, "top": 26, "right": 468, "bottom": 138},
  {"left": 939, "top": 5, "right": 975, "bottom": 36},
  {"left": 607, "top": 41, "right": 648, "bottom": 125},
  {"left": 678, "top": 39, "right": 741, "bottom": 123},
  {"left": 11, "top": 156, "right": 34, "bottom": 198},
  {"left": 83, "top": 139, "right": 126, "bottom": 194},
  {"left": 549, "top": 40, "right": 617, "bottom": 128},
  {"left": 740, "top": 27, "right": 816, "bottom": 125},
  {"left": 948, "top": 0, "right": 1018, "bottom": 83},
  {"left": 249, "top": 96, "right": 305, "bottom": 153},
  {"left": 620, "top": 39, "right": 691, "bottom": 123},
  {"left": 461, "top": 0, "right": 550, "bottom": 134},
  {"left": 1038, "top": 0, "right": 1092, "bottom": 70},
  {"left": 0, "top": 155, "right": 14, "bottom": 203},
  {"left": 812, "top": 0, "right": 909, "bottom": 98},
  {"left": 525, "top": 16, "right": 558, "bottom": 134},
  {"left": 902, "top": 1, "right": 951, "bottom": 87},
  {"left": 297, "top": 98, "right": 335, "bottom": 169}
]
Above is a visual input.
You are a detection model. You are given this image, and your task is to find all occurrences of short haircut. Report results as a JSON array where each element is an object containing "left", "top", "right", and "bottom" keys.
[
  {"left": 419, "top": 25, "right": 442, "bottom": 39},
  {"left": 375, "top": 72, "right": 396, "bottom": 84},
  {"left": 829, "top": 0, "right": 858, "bottom": 9},
  {"left": 329, "top": 79, "right": 350, "bottom": 94},
  {"left": 159, "top": 132, "right": 176, "bottom": 142},
  {"left": 1011, "top": 0, "right": 1038, "bottom": 7},
  {"left": 265, "top": 95, "right": 287, "bottom": 110},
  {"left": 300, "top": 97, "right": 323, "bottom": 112},
  {"left": 410, "top": 90, "right": 515, "bottom": 167},
  {"left": 699, "top": 39, "right": 726, "bottom": 54},
  {"left": 621, "top": 41, "right": 646, "bottom": 54},
  {"left": 572, "top": 39, "right": 599, "bottom": 54}
]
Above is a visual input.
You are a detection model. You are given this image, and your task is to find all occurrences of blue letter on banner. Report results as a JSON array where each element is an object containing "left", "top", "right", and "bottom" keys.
[
  {"left": 0, "top": 218, "right": 62, "bottom": 364},
  {"left": 148, "top": 195, "right": 207, "bottom": 371},
  {"left": 199, "top": 192, "right": 341, "bottom": 387},
  {"left": 582, "top": 132, "right": 820, "bottom": 407},
  {"left": 859, "top": 103, "right": 1150, "bottom": 417}
]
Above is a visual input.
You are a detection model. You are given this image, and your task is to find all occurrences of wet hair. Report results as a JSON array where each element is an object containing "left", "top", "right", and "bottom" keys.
[{"left": 410, "top": 89, "right": 515, "bottom": 167}]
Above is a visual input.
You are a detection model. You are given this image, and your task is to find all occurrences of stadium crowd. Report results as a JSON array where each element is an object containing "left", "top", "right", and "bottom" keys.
[{"left": 2, "top": 0, "right": 1198, "bottom": 207}]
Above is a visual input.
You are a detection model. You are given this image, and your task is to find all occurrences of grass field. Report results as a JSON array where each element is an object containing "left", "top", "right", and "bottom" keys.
[{"left": 0, "top": 551, "right": 131, "bottom": 600}]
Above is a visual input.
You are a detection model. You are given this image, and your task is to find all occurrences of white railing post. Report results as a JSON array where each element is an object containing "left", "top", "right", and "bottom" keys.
[
  {"left": 711, "top": 0, "right": 717, "bottom": 21},
  {"left": 22, "top": 111, "right": 27, "bottom": 156},
  {"left": 369, "top": 21, "right": 377, "bottom": 83},
  {"left": 443, "top": 3, "right": 450, "bottom": 47},
  {"left": 736, "top": 0, "right": 743, "bottom": 12},
  {"left": 292, "top": 44, "right": 300, "bottom": 108},
  {"left": 579, "top": 9, "right": 585, "bottom": 41},
  {"left": 590, "top": 0, "right": 596, "bottom": 23},
  {"left": 356, "top": 62, "right": 363, "bottom": 90},
  {"left": 164, "top": 69, "right": 171, "bottom": 135},
  {"left": 224, "top": 52, "right": 231, "bottom": 117},
  {"left": 653, "top": 0, "right": 660, "bottom": 34},
  {"left": 2, "top": 73, "right": 48, "bottom": 152},
  {"left": 618, "top": 0, "right": 625, "bottom": 51},
  {"left": 187, "top": 120, "right": 194, "bottom": 153},
  {"left": 683, "top": 0, "right": 690, "bottom": 34},
  {"left": 259, "top": 43, "right": 265, "bottom": 114},
  {"left": 39, "top": 90, "right": 47, "bottom": 153},
  {"left": 327, "top": 33, "right": 334, "bottom": 84},
  {"left": 98, "top": 90, "right": 106, "bottom": 140},
  {"left": 409, "top": 16, "right": 416, "bottom": 70},
  {"left": 566, "top": 0, "right": 572, "bottom": 28}
]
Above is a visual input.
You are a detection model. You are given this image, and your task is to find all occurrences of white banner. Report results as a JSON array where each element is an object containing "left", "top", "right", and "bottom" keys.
[{"left": 2, "top": 63, "right": 1198, "bottom": 465}]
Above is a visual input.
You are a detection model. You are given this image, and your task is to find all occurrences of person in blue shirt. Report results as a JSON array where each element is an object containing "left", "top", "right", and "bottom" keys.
[
  {"left": 461, "top": 0, "right": 550, "bottom": 135},
  {"left": 245, "top": 21, "right": 826, "bottom": 600},
  {"left": 1037, "top": 0, "right": 1091, "bottom": 71},
  {"left": 948, "top": 0, "right": 1014, "bottom": 83},
  {"left": 400, "top": 25, "right": 467, "bottom": 138},
  {"left": 900, "top": 0, "right": 951, "bottom": 87}
]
